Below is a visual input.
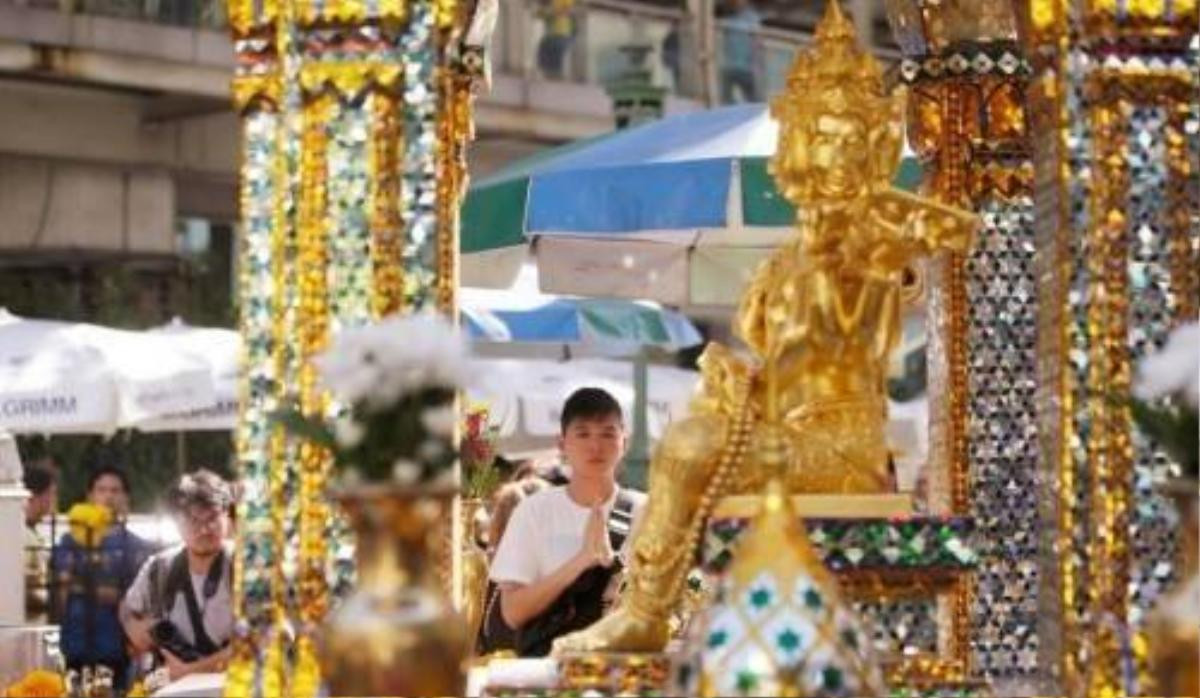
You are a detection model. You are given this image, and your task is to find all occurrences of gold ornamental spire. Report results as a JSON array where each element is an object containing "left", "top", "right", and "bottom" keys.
[
  {"left": 814, "top": 0, "right": 855, "bottom": 43},
  {"left": 684, "top": 479, "right": 884, "bottom": 697}
]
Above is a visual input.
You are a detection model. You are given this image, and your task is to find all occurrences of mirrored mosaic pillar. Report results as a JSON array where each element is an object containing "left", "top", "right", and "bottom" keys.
[
  {"left": 1023, "top": 1, "right": 1199, "bottom": 695},
  {"left": 884, "top": 1, "right": 1045, "bottom": 690},
  {"left": 223, "top": 1, "right": 481, "bottom": 694}
]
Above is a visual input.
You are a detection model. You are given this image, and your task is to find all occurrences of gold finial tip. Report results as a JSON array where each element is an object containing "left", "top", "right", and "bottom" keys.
[
  {"left": 761, "top": 478, "right": 788, "bottom": 514},
  {"left": 815, "top": 0, "right": 857, "bottom": 42},
  {"left": 822, "top": 0, "right": 847, "bottom": 23}
]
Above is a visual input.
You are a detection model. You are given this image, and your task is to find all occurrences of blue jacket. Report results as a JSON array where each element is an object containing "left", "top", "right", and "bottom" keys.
[{"left": 52, "top": 527, "right": 151, "bottom": 665}]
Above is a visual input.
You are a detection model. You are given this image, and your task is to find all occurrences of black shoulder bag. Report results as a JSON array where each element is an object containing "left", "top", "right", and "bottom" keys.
[
  {"left": 150, "top": 549, "right": 227, "bottom": 662},
  {"left": 514, "top": 491, "right": 635, "bottom": 657}
]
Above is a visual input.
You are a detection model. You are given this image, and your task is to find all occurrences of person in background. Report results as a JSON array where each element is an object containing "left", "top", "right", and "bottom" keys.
[
  {"left": 661, "top": 26, "right": 681, "bottom": 90},
  {"left": 719, "top": 0, "right": 762, "bottom": 103},
  {"left": 536, "top": 0, "right": 577, "bottom": 79},
  {"left": 52, "top": 465, "right": 151, "bottom": 689},
  {"left": 23, "top": 462, "right": 58, "bottom": 623},
  {"left": 80, "top": 464, "right": 152, "bottom": 565},
  {"left": 487, "top": 478, "right": 552, "bottom": 557},
  {"left": 539, "top": 459, "right": 572, "bottom": 487},
  {"left": 120, "top": 470, "right": 235, "bottom": 684},
  {"left": 508, "top": 458, "right": 539, "bottom": 484},
  {"left": 477, "top": 477, "right": 550, "bottom": 654}
]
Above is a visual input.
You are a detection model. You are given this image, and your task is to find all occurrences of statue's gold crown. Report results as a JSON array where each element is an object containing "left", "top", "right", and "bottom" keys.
[{"left": 772, "top": 1, "right": 889, "bottom": 124}]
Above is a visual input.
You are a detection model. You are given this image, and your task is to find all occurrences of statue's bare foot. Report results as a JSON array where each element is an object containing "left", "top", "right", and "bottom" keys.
[{"left": 551, "top": 608, "right": 670, "bottom": 655}]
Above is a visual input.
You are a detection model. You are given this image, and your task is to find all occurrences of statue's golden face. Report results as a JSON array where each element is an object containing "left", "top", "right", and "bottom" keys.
[{"left": 808, "top": 114, "right": 869, "bottom": 199}]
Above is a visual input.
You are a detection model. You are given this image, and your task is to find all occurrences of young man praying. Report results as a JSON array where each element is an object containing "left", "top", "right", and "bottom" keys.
[{"left": 488, "top": 387, "right": 646, "bottom": 656}]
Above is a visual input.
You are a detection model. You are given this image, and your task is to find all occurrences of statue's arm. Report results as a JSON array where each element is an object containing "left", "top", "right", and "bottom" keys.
[
  {"left": 827, "top": 266, "right": 901, "bottom": 358},
  {"left": 736, "top": 250, "right": 794, "bottom": 357}
]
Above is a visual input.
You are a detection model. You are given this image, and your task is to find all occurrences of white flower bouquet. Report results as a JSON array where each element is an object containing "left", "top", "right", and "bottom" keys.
[
  {"left": 1131, "top": 322, "right": 1199, "bottom": 479},
  {"left": 275, "top": 312, "right": 471, "bottom": 485}
]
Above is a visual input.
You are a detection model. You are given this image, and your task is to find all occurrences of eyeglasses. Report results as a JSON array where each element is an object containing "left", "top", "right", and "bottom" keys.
[{"left": 184, "top": 512, "right": 224, "bottom": 533}]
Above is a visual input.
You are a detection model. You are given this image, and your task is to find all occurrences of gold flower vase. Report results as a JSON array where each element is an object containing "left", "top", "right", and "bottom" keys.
[
  {"left": 1147, "top": 477, "right": 1199, "bottom": 697},
  {"left": 319, "top": 484, "right": 468, "bottom": 696}
]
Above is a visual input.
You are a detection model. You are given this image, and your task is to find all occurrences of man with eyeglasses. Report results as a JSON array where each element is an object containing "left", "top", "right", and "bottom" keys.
[{"left": 120, "top": 470, "right": 235, "bottom": 685}]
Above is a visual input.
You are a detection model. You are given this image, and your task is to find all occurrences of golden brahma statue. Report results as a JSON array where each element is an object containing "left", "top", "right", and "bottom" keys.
[{"left": 555, "top": 1, "right": 976, "bottom": 654}]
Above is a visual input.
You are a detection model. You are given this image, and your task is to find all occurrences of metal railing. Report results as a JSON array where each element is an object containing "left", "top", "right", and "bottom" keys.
[
  {"left": 503, "top": 0, "right": 879, "bottom": 106},
  {"left": 5, "top": 0, "right": 226, "bottom": 29},
  {"left": 494, "top": 0, "right": 691, "bottom": 95},
  {"left": 5, "top": 0, "right": 883, "bottom": 106}
]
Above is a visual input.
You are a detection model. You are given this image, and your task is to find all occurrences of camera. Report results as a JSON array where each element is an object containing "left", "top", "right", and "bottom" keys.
[{"left": 150, "top": 620, "right": 203, "bottom": 663}]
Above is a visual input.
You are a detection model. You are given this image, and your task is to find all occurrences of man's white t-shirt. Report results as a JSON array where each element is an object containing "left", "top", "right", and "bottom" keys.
[
  {"left": 489, "top": 486, "right": 647, "bottom": 586},
  {"left": 121, "top": 544, "right": 234, "bottom": 649}
]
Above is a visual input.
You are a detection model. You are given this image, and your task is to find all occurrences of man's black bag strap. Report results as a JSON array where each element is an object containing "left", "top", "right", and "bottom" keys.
[
  {"left": 606, "top": 489, "right": 635, "bottom": 557},
  {"left": 164, "top": 549, "right": 225, "bottom": 655}
]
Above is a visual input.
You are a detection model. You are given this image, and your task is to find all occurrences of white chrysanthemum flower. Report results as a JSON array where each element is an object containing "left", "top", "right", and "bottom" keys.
[
  {"left": 391, "top": 459, "right": 420, "bottom": 485},
  {"left": 316, "top": 311, "right": 470, "bottom": 408},
  {"left": 432, "top": 468, "right": 460, "bottom": 488},
  {"left": 421, "top": 405, "right": 458, "bottom": 437},
  {"left": 378, "top": 311, "right": 471, "bottom": 390},
  {"left": 1135, "top": 322, "right": 1200, "bottom": 408},
  {"left": 418, "top": 439, "right": 447, "bottom": 463},
  {"left": 326, "top": 362, "right": 383, "bottom": 405},
  {"left": 314, "top": 331, "right": 384, "bottom": 403},
  {"left": 333, "top": 416, "right": 365, "bottom": 448}
]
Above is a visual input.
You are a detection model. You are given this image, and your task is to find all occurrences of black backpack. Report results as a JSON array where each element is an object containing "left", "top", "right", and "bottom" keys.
[{"left": 510, "top": 491, "right": 635, "bottom": 657}]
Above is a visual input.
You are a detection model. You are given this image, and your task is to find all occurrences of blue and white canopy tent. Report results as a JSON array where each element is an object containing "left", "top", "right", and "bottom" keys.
[
  {"left": 461, "top": 103, "right": 922, "bottom": 307},
  {"left": 462, "top": 266, "right": 703, "bottom": 357}
]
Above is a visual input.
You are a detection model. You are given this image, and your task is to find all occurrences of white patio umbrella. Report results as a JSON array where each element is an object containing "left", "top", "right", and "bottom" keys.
[
  {"left": 135, "top": 319, "right": 240, "bottom": 432},
  {"left": 468, "top": 357, "right": 700, "bottom": 455},
  {"left": 0, "top": 310, "right": 215, "bottom": 434},
  {"left": 118, "top": 324, "right": 703, "bottom": 441}
]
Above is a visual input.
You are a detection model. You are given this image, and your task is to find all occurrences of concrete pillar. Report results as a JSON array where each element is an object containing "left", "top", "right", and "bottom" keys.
[
  {"left": 851, "top": 0, "right": 874, "bottom": 45},
  {"left": 501, "top": 0, "right": 531, "bottom": 78},
  {"left": 677, "top": 0, "right": 703, "bottom": 100},
  {"left": 695, "top": 0, "right": 718, "bottom": 106},
  {"left": 0, "top": 433, "right": 27, "bottom": 624}
]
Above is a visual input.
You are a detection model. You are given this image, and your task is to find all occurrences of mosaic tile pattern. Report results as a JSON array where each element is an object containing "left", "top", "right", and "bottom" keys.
[
  {"left": 702, "top": 517, "right": 973, "bottom": 660},
  {"left": 896, "top": 42, "right": 1031, "bottom": 84},
  {"left": 888, "top": 686, "right": 990, "bottom": 698},
  {"left": 877, "top": 26, "right": 1045, "bottom": 681},
  {"left": 702, "top": 517, "right": 977, "bottom": 576},
  {"left": 226, "top": 4, "right": 454, "bottom": 689},
  {"left": 680, "top": 571, "right": 882, "bottom": 697},
  {"left": 324, "top": 97, "right": 374, "bottom": 603},
  {"left": 1054, "top": 43, "right": 1198, "bottom": 694},
  {"left": 964, "top": 195, "right": 1041, "bottom": 678},
  {"left": 1125, "top": 105, "right": 1187, "bottom": 627},
  {"left": 400, "top": 1, "right": 440, "bottom": 310},
  {"left": 1061, "top": 47, "right": 1096, "bottom": 664},
  {"left": 234, "top": 108, "right": 282, "bottom": 628},
  {"left": 854, "top": 598, "right": 940, "bottom": 655}
]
